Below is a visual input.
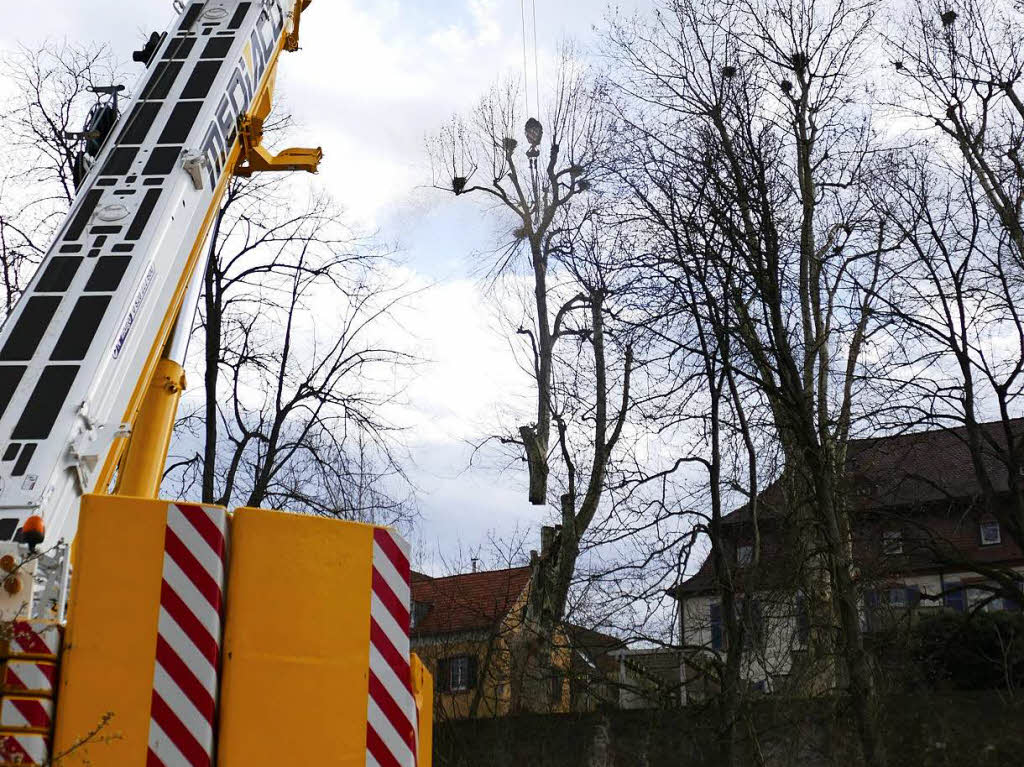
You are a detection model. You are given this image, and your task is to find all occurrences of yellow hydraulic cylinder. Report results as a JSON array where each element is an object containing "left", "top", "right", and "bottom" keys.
[{"left": 114, "top": 359, "right": 185, "bottom": 499}]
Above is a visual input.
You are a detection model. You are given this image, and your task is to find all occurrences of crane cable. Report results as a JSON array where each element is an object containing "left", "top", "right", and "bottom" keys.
[
  {"left": 520, "top": 0, "right": 543, "bottom": 223},
  {"left": 531, "top": 0, "right": 540, "bottom": 119},
  {"left": 520, "top": 0, "right": 531, "bottom": 119}
]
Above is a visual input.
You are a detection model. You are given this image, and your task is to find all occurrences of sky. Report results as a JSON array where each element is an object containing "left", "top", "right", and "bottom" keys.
[{"left": 0, "top": 0, "right": 645, "bottom": 573}]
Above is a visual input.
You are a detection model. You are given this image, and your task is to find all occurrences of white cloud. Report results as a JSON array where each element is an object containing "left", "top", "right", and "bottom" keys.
[{"left": 0, "top": 0, "right": 634, "bottom": 565}]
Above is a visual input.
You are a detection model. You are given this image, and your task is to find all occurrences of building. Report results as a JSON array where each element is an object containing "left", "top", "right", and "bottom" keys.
[
  {"left": 412, "top": 565, "right": 578, "bottom": 719},
  {"left": 410, "top": 563, "right": 652, "bottom": 717},
  {"left": 611, "top": 647, "right": 688, "bottom": 709},
  {"left": 674, "top": 421, "right": 1024, "bottom": 694}
]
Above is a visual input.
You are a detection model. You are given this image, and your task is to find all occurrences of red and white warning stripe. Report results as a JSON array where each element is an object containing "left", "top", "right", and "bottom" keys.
[
  {"left": 0, "top": 732, "right": 49, "bottom": 765},
  {"left": 365, "top": 527, "right": 417, "bottom": 767},
  {"left": 147, "top": 503, "right": 227, "bottom": 767},
  {"left": 2, "top": 661, "right": 57, "bottom": 696},
  {"left": 5, "top": 622, "right": 60, "bottom": 660},
  {"left": 0, "top": 697, "right": 53, "bottom": 733}
]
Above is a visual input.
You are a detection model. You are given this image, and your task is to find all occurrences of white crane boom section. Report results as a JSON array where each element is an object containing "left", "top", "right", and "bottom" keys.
[{"left": 0, "top": 0, "right": 300, "bottom": 550}]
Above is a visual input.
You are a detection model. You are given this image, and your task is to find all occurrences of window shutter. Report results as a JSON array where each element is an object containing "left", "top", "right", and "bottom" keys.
[
  {"left": 944, "top": 585, "right": 966, "bottom": 613},
  {"left": 437, "top": 658, "right": 451, "bottom": 693},
  {"left": 709, "top": 603, "right": 723, "bottom": 650},
  {"left": 467, "top": 655, "right": 479, "bottom": 689},
  {"left": 796, "top": 594, "right": 810, "bottom": 645}
]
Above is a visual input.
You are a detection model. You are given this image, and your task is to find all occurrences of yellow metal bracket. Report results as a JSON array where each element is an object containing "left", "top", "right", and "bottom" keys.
[
  {"left": 285, "top": 0, "right": 313, "bottom": 52},
  {"left": 113, "top": 358, "right": 186, "bottom": 499},
  {"left": 233, "top": 28, "right": 322, "bottom": 178},
  {"left": 234, "top": 114, "right": 322, "bottom": 176}
]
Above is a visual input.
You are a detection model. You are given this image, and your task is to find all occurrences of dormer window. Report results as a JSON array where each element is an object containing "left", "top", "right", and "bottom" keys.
[
  {"left": 980, "top": 520, "right": 1001, "bottom": 546},
  {"left": 882, "top": 530, "right": 903, "bottom": 555}
]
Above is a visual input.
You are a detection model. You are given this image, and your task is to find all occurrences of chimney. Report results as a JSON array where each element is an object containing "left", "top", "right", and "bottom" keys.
[
  {"left": 541, "top": 526, "right": 555, "bottom": 556},
  {"left": 471, "top": 557, "right": 479, "bottom": 573}
]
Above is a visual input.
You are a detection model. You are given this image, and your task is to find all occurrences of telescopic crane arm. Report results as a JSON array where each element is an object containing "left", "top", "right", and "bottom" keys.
[
  {"left": 0, "top": 5, "right": 431, "bottom": 766},
  {"left": 0, "top": 0, "right": 319, "bottom": 599}
]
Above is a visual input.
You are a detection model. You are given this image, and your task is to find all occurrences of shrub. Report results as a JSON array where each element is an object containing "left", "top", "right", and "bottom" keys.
[{"left": 911, "top": 610, "right": 1024, "bottom": 691}]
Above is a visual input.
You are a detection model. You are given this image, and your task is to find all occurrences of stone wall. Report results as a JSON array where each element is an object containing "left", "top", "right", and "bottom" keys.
[{"left": 434, "top": 693, "right": 1022, "bottom": 767}]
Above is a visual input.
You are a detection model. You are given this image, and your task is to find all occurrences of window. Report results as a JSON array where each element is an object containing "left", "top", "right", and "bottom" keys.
[
  {"left": 980, "top": 520, "right": 1001, "bottom": 546},
  {"left": 709, "top": 603, "right": 723, "bottom": 650},
  {"left": 549, "top": 673, "right": 565, "bottom": 702},
  {"left": 436, "top": 655, "right": 478, "bottom": 693},
  {"left": 889, "top": 587, "right": 906, "bottom": 607},
  {"left": 450, "top": 656, "right": 470, "bottom": 690},
  {"left": 967, "top": 586, "right": 1010, "bottom": 612},
  {"left": 736, "top": 545, "right": 753, "bottom": 566},
  {"left": 882, "top": 530, "right": 903, "bottom": 555},
  {"left": 864, "top": 586, "right": 919, "bottom": 630},
  {"left": 943, "top": 582, "right": 966, "bottom": 613},
  {"left": 411, "top": 600, "right": 430, "bottom": 629}
]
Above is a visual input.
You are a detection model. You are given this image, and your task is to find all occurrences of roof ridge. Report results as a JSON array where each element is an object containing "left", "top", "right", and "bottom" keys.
[
  {"left": 413, "top": 564, "right": 531, "bottom": 582},
  {"left": 848, "top": 418, "right": 1024, "bottom": 446}
]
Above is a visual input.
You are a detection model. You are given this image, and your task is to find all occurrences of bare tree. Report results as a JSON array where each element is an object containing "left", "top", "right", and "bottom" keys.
[
  {"left": 880, "top": 0, "right": 1024, "bottom": 577},
  {"left": 605, "top": 0, "right": 896, "bottom": 763},
  {"left": 428, "top": 48, "right": 637, "bottom": 710},
  {"left": 167, "top": 180, "right": 417, "bottom": 528},
  {"left": 0, "top": 41, "right": 118, "bottom": 313}
]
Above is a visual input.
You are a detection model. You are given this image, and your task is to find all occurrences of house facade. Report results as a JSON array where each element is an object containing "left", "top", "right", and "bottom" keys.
[
  {"left": 674, "top": 422, "right": 1024, "bottom": 694},
  {"left": 410, "top": 563, "right": 599, "bottom": 719},
  {"left": 410, "top": 566, "right": 534, "bottom": 719},
  {"left": 410, "top": 563, "right": 651, "bottom": 717}
]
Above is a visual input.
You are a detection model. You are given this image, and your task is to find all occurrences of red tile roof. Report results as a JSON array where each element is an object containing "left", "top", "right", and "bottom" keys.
[{"left": 410, "top": 566, "right": 532, "bottom": 638}]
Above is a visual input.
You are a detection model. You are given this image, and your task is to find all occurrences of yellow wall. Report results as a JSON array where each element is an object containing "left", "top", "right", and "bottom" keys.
[{"left": 413, "top": 582, "right": 572, "bottom": 720}]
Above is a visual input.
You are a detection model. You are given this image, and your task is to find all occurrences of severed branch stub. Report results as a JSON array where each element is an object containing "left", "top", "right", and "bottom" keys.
[{"left": 519, "top": 424, "right": 549, "bottom": 505}]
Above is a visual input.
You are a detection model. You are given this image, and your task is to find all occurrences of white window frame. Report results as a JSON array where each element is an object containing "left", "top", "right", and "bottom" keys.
[
  {"left": 980, "top": 520, "right": 1001, "bottom": 546},
  {"left": 450, "top": 655, "right": 470, "bottom": 691},
  {"left": 882, "top": 530, "right": 903, "bottom": 555}
]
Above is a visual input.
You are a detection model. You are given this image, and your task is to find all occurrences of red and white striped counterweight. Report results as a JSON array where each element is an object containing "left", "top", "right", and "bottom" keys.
[
  {"left": 147, "top": 504, "right": 227, "bottom": 767},
  {"left": 367, "top": 527, "right": 417, "bottom": 767}
]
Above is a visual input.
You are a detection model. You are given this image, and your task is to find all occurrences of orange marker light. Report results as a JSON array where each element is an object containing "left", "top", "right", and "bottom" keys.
[{"left": 22, "top": 516, "right": 45, "bottom": 551}]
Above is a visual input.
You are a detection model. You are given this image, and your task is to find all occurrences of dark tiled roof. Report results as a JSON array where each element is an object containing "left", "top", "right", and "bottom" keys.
[
  {"left": 565, "top": 625, "right": 627, "bottom": 675},
  {"left": 720, "top": 419, "right": 1022, "bottom": 524},
  {"left": 677, "top": 419, "right": 1024, "bottom": 594},
  {"left": 844, "top": 419, "right": 1019, "bottom": 509},
  {"left": 410, "top": 566, "right": 532, "bottom": 638}
]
